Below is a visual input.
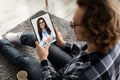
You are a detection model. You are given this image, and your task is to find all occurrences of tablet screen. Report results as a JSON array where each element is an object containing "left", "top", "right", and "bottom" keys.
[{"left": 31, "top": 13, "right": 56, "bottom": 47}]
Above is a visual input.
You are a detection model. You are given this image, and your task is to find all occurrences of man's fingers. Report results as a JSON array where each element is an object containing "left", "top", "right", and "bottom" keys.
[
  {"left": 35, "top": 41, "right": 39, "bottom": 46},
  {"left": 45, "top": 43, "right": 50, "bottom": 49},
  {"left": 36, "top": 41, "right": 49, "bottom": 50},
  {"left": 35, "top": 41, "right": 42, "bottom": 49},
  {"left": 55, "top": 27, "right": 59, "bottom": 35}
]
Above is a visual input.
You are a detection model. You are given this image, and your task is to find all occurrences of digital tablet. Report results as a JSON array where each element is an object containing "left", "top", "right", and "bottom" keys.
[{"left": 31, "top": 13, "right": 56, "bottom": 47}]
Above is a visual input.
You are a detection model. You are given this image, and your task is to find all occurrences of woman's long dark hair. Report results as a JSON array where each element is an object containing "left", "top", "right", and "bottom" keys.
[{"left": 37, "top": 17, "right": 51, "bottom": 40}]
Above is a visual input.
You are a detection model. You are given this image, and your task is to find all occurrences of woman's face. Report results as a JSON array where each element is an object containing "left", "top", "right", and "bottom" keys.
[
  {"left": 39, "top": 19, "right": 45, "bottom": 29},
  {"left": 72, "top": 6, "right": 86, "bottom": 41}
]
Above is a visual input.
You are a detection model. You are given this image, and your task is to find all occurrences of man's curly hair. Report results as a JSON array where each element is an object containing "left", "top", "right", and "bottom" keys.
[{"left": 77, "top": 0, "right": 120, "bottom": 53}]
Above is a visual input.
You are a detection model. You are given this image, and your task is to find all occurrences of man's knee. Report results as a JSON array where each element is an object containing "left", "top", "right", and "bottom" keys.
[{"left": 21, "top": 33, "right": 37, "bottom": 47}]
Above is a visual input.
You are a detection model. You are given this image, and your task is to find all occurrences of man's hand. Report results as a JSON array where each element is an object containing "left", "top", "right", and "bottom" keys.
[
  {"left": 55, "top": 27, "right": 65, "bottom": 49},
  {"left": 35, "top": 41, "right": 50, "bottom": 61}
]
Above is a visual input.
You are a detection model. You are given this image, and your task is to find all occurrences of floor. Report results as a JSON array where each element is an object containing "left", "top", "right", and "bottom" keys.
[{"left": 0, "top": 0, "right": 76, "bottom": 35}]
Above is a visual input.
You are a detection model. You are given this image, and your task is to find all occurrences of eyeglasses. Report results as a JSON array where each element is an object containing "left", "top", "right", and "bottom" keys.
[
  {"left": 39, "top": 21, "right": 44, "bottom": 24},
  {"left": 70, "top": 21, "right": 82, "bottom": 29}
]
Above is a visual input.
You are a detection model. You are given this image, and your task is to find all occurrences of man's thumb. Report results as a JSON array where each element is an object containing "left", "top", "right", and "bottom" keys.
[
  {"left": 46, "top": 43, "right": 50, "bottom": 49},
  {"left": 35, "top": 41, "right": 42, "bottom": 48}
]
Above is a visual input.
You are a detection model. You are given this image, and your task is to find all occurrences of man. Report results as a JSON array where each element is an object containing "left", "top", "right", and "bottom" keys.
[{"left": 0, "top": 0, "right": 120, "bottom": 80}]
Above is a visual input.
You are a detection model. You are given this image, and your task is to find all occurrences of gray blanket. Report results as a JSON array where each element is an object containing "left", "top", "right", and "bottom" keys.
[{"left": 0, "top": 11, "right": 82, "bottom": 80}]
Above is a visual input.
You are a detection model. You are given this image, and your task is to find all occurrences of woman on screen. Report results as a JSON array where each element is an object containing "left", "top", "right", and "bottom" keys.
[{"left": 37, "top": 17, "right": 53, "bottom": 46}]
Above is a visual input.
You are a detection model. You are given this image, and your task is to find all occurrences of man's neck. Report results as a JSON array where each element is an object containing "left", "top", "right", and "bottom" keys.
[{"left": 85, "top": 42, "right": 97, "bottom": 53}]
